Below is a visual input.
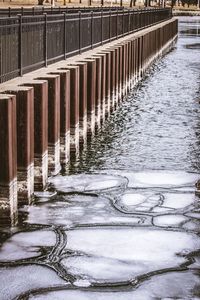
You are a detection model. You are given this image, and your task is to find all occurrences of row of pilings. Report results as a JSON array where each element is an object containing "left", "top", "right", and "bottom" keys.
[{"left": 0, "top": 18, "right": 178, "bottom": 226}]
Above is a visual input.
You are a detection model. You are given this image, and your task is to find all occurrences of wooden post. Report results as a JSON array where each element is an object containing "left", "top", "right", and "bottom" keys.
[
  {"left": 24, "top": 80, "right": 48, "bottom": 191},
  {"left": 93, "top": 53, "right": 106, "bottom": 124},
  {"left": 69, "top": 62, "right": 88, "bottom": 147},
  {"left": 60, "top": 66, "right": 80, "bottom": 159},
  {"left": 38, "top": 75, "right": 61, "bottom": 176},
  {"left": 100, "top": 51, "right": 111, "bottom": 118},
  {"left": 50, "top": 70, "right": 71, "bottom": 168},
  {"left": 79, "top": 59, "right": 96, "bottom": 139},
  {"left": 4, "top": 87, "right": 34, "bottom": 205},
  {"left": 0, "top": 94, "right": 17, "bottom": 225}
]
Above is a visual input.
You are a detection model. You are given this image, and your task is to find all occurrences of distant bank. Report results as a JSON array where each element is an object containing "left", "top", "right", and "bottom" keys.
[{"left": 173, "top": 9, "right": 200, "bottom": 16}]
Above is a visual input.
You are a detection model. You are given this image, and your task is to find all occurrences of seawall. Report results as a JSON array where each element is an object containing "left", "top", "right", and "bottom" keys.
[{"left": 0, "top": 17, "right": 178, "bottom": 225}]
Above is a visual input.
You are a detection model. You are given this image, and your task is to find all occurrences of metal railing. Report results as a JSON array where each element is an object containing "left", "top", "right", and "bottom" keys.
[
  {"left": 0, "top": 6, "right": 125, "bottom": 17},
  {"left": 0, "top": 8, "right": 172, "bottom": 83}
]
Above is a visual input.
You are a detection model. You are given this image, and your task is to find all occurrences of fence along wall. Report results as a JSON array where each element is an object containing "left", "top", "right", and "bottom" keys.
[
  {"left": 0, "top": 8, "right": 172, "bottom": 83},
  {"left": 0, "top": 18, "right": 178, "bottom": 226}
]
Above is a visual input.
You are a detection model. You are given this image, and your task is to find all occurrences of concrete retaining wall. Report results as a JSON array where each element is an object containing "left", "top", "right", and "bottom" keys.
[{"left": 0, "top": 17, "right": 178, "bottom": 225}]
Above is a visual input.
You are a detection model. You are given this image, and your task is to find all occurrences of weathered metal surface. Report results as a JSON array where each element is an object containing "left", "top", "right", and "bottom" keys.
[{"left": 0, "top": 94, "right": 17, "bottom": 225}]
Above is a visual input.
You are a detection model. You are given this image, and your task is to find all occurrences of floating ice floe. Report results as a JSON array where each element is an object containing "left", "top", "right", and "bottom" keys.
[
  {"left": 27, "top": 271, "right": 200, "bottom": 300},
  {"left": 116, "top": 191, "right": 196, "bottom": 214},
  {"left": 162, "top": 193, "right": 195, "bottom": 209},
  {"left": 0, "top": 230, "right": 55, "bottom": 261},
  {"left": 62, "top": 227, "right": 200, "bottom": 283},
  {"left": 185, "top": 212, "right": 200, "bottom": 220},
  {"left": 34, "top": 191, "right": 57, "bottom": 201},
  {"left": 153, "top": 215, "right": 188, "bottom": 227},
  {"left": 99, "top": 170, "right": 199, "bottom": 188},
  {"left": 48, "top": 174, "right": 128, "bottom": 193},
  {"left": 0, "top": 265, "right": 66, "bottom": 300}
]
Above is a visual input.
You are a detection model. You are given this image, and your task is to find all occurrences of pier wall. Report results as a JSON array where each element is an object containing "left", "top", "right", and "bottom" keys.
[{"left": 0, "top": 17, "right": 178, "bottom": 225}]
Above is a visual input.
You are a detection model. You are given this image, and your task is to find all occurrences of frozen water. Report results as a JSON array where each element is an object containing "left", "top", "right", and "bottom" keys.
[
  {"left": 182, "top": 220, "right": 200, "bottom": 232},
  {"left": 62, "top": 256, "right": 148, "bottom": 281},
  {"left": 153, "top": 215, "right": 188, "bottom": 227},
  {"left": 21, "top": 193, "right": 142, "bottom": 227},
  {"left": 103, "top": 170, "right": 199, "bottom": 188},
  {"left": 34, "top": 191, "right": 57, "bottom": 199},
  {"left": 162, "top": 193, "right": 195, "bottom": 209},
  {"left": 0, "top": 265, "right": 66, "bottom": 300},
  {"left": 120, "top": 193, "right": 146, "bottom": 206},
  {"left": 0, "top": 230, "right": 55, "bottom": 261},
  {"left": 48, "top": 174, "right": 127, "bottom": 193},
  {"left": 186, "top": 212, "right": 200, "bottom": 219},
  {"left": 152, "top": 207, "right": 174, "bottom": 213},
  {"left": 28, "top": 271, "right": 200, "bottom": 300},
  {"left": 90, "top": 216, "right": 141, "bottom": 225},
  {"left": 117, "top": 192, "right": 163, "bottom": 213},
  {"left": 64, "top": 228, "right": 200, "bottom": 282},
  {"left": 73, "top": 279, "right": 91, "bottom": 287},
  {"left": 85, "top": 180, "right": 123, "bottom": 191}
]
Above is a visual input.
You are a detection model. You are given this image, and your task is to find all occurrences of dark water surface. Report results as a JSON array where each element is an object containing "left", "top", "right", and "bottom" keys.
[
  {"left": 1, "top": 17, "right": 200, "bottom": 300},
  {"left": 70, "top": 16, "right": 200, "bottom": 174}
]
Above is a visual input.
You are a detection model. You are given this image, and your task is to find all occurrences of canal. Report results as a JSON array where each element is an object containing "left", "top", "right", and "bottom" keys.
[{"left": 0, "top": 16, "right": 200, "bottom": 300}]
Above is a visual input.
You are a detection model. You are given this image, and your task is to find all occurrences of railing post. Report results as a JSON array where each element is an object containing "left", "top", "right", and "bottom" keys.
[
  {"left": 120, "top": 0, "right": 123, "bottom": 6},
  {"left": 79, "top": 11, "right": 82, "bottom": 54},
  {"left": 122, "top": 8, "right": 124, "bottom": 36},
  {"left": 44, "top": 13, "right": 48, "bottom": 67},
  {"left": 63, "top": 12, "right": 66, "bottom": 59},
  {"left": 116, "top": 9, "right": 118, "bottom": 39},
  {"left": 91, "top": 11, "right": 93, "bottom": 49},
  {"left": 18, "top": 14, "right": 23, "bottom": 77},
  {"left": 128, "top": 9, "right": 130, "bottom": 33},
  {"left": 8, "top": 7, "right": 11, "bottom": 17},
  {"left": 101, "top": 10, "right": 103, "bottom": 45},
  {"left": 109, "top": 10, "right": 111, "bottom": 41}
]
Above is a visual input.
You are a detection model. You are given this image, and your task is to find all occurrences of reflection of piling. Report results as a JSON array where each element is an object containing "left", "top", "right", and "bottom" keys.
[
  {"left": 0, "top": 95, "right": 17, "bottom": 225},
  {"left": 0, "top": 18, "right": 178, "bottom": 225}
]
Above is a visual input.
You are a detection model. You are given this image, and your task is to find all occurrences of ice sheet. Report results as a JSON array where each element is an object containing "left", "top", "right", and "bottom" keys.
[
  {"left": 0, "top": 230, "right": 56, "bottom": 261},
  {"left": 64, "top": 228, "right": 200, "bottom": 282},
  {"left": 153, "top": 215, "right": 188, "bottom": 227},
  {"left": 28, "top": 271, "right": 200, "bottom": 300},
  {"left": 101, "top": 170, "right": 199, "bottom": 188},
  {"left": 48, "top": 174, "right": 128, "bottom": 193},
  {"left": 0, "top": 265, "right": 66, "bottom": 300},
  {"left": 162, "top": 193, "right": 195, "bottom": 209},
  {"left": 120, "top": 193, "right": 146, "bottom": 206}
]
